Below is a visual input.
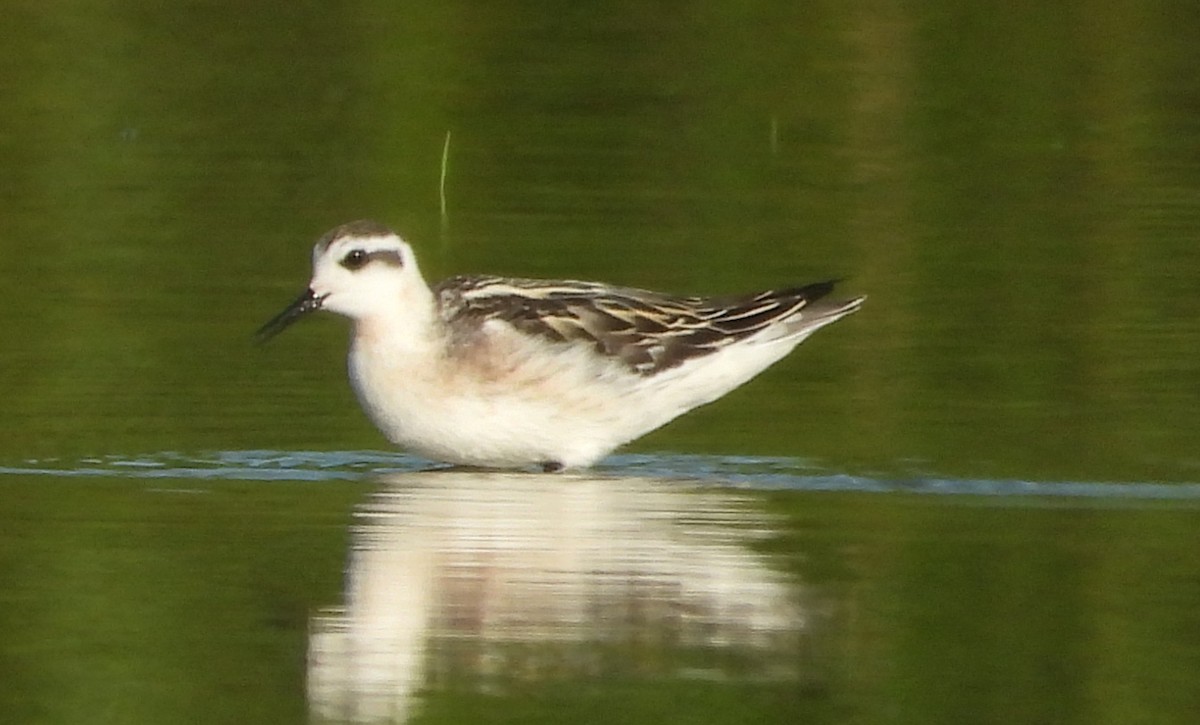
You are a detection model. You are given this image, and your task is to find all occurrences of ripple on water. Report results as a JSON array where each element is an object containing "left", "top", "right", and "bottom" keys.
[{"left": 1, "top": 450, "right": 1198, "bottom": 502}]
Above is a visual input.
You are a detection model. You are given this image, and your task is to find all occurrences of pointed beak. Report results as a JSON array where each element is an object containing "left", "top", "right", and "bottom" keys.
[{"left": 255, "top": 288, "right": 326, "bottom": 343}]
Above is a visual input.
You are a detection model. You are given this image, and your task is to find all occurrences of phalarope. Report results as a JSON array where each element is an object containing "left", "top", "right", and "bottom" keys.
[{"left": 257, "top": 220, "right": 863, "bottom": 472}]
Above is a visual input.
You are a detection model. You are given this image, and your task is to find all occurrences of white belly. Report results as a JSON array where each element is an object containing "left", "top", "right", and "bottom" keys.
[{"left": 347, "top": 323, "right": 800, "bottom": 469}]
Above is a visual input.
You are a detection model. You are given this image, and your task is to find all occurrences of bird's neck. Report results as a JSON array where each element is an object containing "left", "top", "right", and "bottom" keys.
[{"left": 352, "top": 283, "right": 443, "bottom": 356}]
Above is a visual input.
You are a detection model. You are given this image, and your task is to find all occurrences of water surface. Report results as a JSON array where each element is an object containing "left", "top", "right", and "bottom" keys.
[{"left": 3, "top": 456, "right": 1199, "bottom": 723}]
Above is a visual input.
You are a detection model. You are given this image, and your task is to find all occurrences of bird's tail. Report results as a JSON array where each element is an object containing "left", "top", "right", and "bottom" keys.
[{"left": 780, "top": 292, "right": 863, "bottom": 341}]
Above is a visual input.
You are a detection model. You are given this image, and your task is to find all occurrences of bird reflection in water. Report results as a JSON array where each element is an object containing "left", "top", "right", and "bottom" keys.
[{"left": 309, "top": 471, "right": 814, "bottom": 723}]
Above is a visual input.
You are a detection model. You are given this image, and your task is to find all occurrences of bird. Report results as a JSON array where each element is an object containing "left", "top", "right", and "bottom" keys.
[{"left": 257, "top": 220, "right": 864, "bottom": 472}]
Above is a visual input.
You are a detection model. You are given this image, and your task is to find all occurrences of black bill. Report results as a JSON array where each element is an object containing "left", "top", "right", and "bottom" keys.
[{"left": 255, "top": 288, "right": 325, "bottom": 343}]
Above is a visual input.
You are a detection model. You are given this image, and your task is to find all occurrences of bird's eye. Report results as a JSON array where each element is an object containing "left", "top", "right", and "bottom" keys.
[{"left": 341, "top": 249, "right": 369, "bottom": 270}]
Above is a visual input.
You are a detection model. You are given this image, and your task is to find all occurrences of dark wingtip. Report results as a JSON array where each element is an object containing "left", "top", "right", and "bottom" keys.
[
  {"left": 793, "top": 280, "right": 864, "bottom": 318},
  {"left": 798, "top": 279, "right": 839, "bottom": 301}
]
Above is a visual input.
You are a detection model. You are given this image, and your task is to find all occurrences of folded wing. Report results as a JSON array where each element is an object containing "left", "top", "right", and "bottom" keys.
[{"left": 437, "top": 276, "right": 862, "bottom": 376}]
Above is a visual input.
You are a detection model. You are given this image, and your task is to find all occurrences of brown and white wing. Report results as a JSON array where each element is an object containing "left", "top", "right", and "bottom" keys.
[{"left": 435, "top": 276, "right": 861, "bottom": 376}]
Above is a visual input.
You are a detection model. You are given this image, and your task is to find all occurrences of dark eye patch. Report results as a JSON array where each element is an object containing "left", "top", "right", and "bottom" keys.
[{"left": 340, "top": 248, "right": 405, "bottom": 271}]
